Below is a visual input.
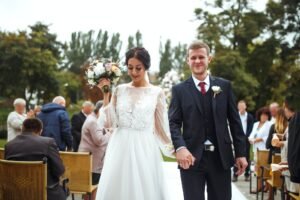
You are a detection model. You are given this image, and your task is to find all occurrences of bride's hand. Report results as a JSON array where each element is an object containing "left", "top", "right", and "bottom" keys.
[{"left": 97, "top": 78, "right": 111, "bottom": 93}]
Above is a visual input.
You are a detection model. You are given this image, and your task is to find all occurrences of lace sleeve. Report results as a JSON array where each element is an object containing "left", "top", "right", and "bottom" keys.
[
  {"left": 154, "top": 89, "right": 175, "bottom": 158},
  {"left": 98, "top": 87, "right": 118, "bottom": 129}
]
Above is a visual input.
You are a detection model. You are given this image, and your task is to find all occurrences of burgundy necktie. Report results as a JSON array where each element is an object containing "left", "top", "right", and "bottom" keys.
[{"left": 199, "top": 82, "right": 206, "bottom": 95}]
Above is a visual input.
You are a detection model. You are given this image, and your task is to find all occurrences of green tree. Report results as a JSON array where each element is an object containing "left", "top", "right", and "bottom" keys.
[
  {"left": 127, "top": 30, "right": 143, "bottom": 50},
  {"left": 0, "top": 23, "right": 63, "bottom": 105},
  {"left": 194, "top": 0, "right": 300, "bottom": 110},
  {"left": 63, "top": 30, "right": 123, "bottom": 103}
]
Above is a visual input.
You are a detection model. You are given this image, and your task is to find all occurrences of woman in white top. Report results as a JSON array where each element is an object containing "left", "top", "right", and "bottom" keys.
[
  {"left": 249, "top": 107, "right": 272, "bottom": 154},
  {"left": 248, "top": 106, "right": 272, "bottom": 192}
]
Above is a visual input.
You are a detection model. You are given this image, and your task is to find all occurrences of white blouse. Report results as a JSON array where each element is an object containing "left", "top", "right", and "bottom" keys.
[{"left": 249, "top": 120, "right": 272, "bottom": 152}]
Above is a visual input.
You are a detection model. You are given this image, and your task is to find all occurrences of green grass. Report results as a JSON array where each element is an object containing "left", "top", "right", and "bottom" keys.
[{"left": 0, "top": 139, "right": 6, "bottom": 148}]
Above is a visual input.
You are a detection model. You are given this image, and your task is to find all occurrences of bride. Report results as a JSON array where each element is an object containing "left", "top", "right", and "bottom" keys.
[{"left": 96, "top": 47, "right": 175, "bottom": 200}]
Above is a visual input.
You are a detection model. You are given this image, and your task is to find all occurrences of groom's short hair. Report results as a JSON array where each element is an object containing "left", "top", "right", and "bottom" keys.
[{"left": 187, "top": 41, "right": 210, "bottom": 56}]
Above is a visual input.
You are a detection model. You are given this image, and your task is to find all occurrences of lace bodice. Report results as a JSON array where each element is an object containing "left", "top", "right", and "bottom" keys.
[{"left": 99, "top": 84, "right": 174, "bottom": 155}]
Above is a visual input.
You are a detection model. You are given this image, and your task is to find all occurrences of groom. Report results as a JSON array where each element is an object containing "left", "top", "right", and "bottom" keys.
[{"left": 169, "top": 41, "right": 247, "bottom": 200}]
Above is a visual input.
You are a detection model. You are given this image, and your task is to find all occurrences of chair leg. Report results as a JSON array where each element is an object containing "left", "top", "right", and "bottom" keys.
[
  {"left": 261, "top": 167, "right": 265, "bottom": 200},
  {"left": 256, "top": 176, "right": 259, "bottom": 200},
  {"left": 72, "top": 194, "right": 75, "bottom": 200},
  {"left": 89, "top": 193, "right": 92, "bottom": 200},
  {"left": 250, "top": 170, "right": 253, "bottom": 193}
]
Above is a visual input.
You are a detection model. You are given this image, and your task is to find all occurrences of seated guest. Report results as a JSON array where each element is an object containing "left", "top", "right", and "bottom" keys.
[
  {"left": 7, "top": 98, "right": 34, "bottom": 141},
  {"left": 71, "top": 101, "right": 94, "bottom": 151},
  {"left": 4, "top": 118, "right": 66, "bottom": 200},
  {"left": 78, "top": 101, "right": 111, "bottom": 200}
]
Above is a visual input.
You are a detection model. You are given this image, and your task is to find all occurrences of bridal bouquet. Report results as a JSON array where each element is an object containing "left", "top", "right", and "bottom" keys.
[{"left": 86, "top": 59, "right": 122, "bottom": 93}]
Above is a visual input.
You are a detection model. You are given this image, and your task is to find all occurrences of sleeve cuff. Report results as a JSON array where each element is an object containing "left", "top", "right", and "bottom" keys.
[{"left": 176, "top": 146, "right": 186, "bottom": 152}]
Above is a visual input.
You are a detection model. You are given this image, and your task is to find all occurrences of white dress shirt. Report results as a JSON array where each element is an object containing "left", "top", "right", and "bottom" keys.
[
  {"left": 192, "top": 74, "right": 210, "bottom": 92},
  {"left": 239, "top": 112, "right": 248, "bottom": 135}
]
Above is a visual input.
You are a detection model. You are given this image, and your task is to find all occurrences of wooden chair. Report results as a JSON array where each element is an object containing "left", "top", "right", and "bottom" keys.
[
  {"left": 0, "top": 159, "right": 47, "bottom": 200},
  {"left": 266, "top": 153, "right": 282, "bottom": 200},
  {"left": 250, "top": 149, "right": 270, "bottom": 200},
  {"left": 0, "top": 148, "right": 4, "bottom": 159},
  {"left": 289, "top": 191, "right": 300, "bottom": 200},
  {"left": 59, "top": 151, "right": 97, "bottom": 200}
]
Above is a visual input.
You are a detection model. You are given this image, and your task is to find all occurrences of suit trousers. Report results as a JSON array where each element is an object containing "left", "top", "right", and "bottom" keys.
[{"left": 180, "top": 149, "right": 231, "bottom": 200}]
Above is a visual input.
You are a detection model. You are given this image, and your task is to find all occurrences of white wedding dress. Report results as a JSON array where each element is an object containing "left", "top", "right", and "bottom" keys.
[{"left": 96, "top": 84, "right": 174, "bottom": 200}]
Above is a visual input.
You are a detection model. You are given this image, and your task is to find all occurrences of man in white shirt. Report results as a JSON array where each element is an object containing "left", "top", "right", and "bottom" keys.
[{"left": 232, "top": 100, "right": 254, "bottom": 182}]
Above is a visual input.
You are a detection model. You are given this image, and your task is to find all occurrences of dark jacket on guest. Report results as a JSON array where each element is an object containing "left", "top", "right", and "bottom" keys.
[
  {"left": 38, "top": 103, "right": 72, "bottom": 151},
  {"left": 266, "top": 124, "right": 281, "bottom": 164},
  {"left": 288, "top": 112, "right": 300, "bottom": 183},
  {"left": 5, "top": 133, "right": 66, "bottom": 200},
  {"left": 71, "top": 111, "right": 86, "bottom": 152}
]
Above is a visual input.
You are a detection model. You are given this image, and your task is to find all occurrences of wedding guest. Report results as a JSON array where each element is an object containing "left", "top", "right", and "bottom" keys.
[
  {"left": 266, "top": 108, "right": 288, "bottom": 163},
  {"left": 37, "top": 96, "right": 73, "bottom": 151},
  {"left": 78, "top": 101, "right": 111, "bottom": 200},
  {"left": 232, "top": 100, "right": 254, "bottom": 182},
  {"left": 248, "top": 106, "right": 272, "bottom": 192},
  {"left": 5, "top": 118, "right": 66, "bottom": 200},
  {"left": 272, "top": 101, "right": 299, "bottom": 193},
  {"left": 7, "top": 98, "right": 34, "bottom": 141},
  {"left": 286, "top": 93, "right": 300, "bottom": 186},
  {"left": 71, "top": 101, "right": 94, "bottom": 151},
  {"left": 269, "top": 102, "right": 279, "bottom": 124}
]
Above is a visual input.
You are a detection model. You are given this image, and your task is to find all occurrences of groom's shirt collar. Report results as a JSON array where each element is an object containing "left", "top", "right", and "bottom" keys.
[{"left": 192, "top": 74, "right": 210, "bottom": 91}]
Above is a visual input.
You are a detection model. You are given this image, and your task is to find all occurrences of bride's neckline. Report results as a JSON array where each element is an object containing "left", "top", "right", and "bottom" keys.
[{"left": 127, "top": 83, "right": 153, "bottom": 88}]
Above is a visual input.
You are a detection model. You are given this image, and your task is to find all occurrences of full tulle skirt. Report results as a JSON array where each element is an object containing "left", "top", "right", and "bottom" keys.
[{"left": 96, "top": 127, "right": 170, "bottom": 200}]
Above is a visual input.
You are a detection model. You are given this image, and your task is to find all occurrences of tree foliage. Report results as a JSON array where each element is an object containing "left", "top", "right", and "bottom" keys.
[
  {"left": 0, "top": 22, "right": 63, "bottom": 105},
  {"left": 195, "top": 0, "right": 300, "bottom": 111}
]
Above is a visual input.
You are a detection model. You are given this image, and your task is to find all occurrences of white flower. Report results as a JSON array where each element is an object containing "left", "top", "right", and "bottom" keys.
[
  {"left": 87, "top": 79, "right": 96, "bottom": 86},
  {"left": 94, "top": 64, "right": 105, "bottom": 76},
  {"left": 86, "top": 70, "right": 94, "bottom": 79},
  {"left": 211, "top": 86, "right": 222, "bottom": 98}
]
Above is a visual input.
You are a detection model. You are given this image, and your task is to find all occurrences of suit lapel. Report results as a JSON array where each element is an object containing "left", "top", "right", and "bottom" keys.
[
  {"left": 210, "top": 76, "right": 217, "bottom": 116},
  {"left": 185, "top": 77, "right": 203, "bottom": 115}
]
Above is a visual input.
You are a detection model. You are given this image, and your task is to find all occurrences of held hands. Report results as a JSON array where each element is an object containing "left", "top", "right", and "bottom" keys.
[
  {"left": 175, "top": 148, "right": 196, "bottom": 169},
  {"left": 235, "top": 157, "right": 248, "bottom": 176}
]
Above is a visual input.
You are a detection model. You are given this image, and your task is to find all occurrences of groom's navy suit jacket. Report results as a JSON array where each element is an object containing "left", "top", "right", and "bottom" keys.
[{"left": 169, "top": 76, "right": 246, "bottom": 170}]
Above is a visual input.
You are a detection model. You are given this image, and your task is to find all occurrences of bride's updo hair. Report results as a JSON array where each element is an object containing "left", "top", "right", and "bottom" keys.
[{"left": 125, "top": 47, "right": 151, "bottom": 70}]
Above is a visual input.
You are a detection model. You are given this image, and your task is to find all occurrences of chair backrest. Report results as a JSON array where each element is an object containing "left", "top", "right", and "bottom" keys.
[
  {"left": 256, "top": 149, "right": 270, "bottom": 177},
  {"left": 272, "top": 153, "right": 281, "bottom": 164},
  {"left": 0, "top": 148, "right": 4, "bottom": 159},
  {"left": 270, "top": 153, "right": 282, "bottom": 187},
  {"left": 59, "top": 151, "right": 93, "bottom": 192},
  {"left": 0, "top": 159, "right": 47, "bottom": 200}
]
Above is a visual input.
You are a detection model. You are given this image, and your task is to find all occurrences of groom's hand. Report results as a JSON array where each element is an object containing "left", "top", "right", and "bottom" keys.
[
  {"left": 235, "top": 157, "right": 248, "bottom": 176},
  {"left": 175, "top": 148, "right": 195, "bottom": 169}
]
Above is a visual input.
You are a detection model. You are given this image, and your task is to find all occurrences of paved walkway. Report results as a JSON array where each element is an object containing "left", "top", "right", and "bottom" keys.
[{"left": 70, "top": 162, "right": 266, "bottom": 200}]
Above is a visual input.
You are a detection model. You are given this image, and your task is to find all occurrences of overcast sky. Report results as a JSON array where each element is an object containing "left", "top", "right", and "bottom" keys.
[{"left": 0, "top": 0, "right": 267, "bottom": 72}]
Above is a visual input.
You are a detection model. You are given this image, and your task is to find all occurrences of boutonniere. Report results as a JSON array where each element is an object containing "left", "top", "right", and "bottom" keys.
[{"left": 212, "top": 86, "right": 222, "bottom": 98}]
